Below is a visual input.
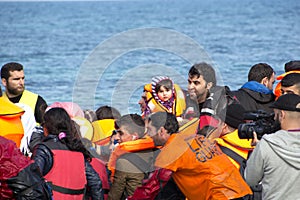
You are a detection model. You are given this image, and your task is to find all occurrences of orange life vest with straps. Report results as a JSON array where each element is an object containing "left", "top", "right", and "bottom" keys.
[
  {"left": 90, "top": 158, "right": 110, "bottom": 200},
  {"left": 144, "top": 83, "right": 186, "bottom": 117},
  {"left": 274, "top": 70, "right": 300, "bottom": 98},
  {"left": 155, "top": 133, "right": 252, "bottom": 200},
  {"left": 44, "top": 149, "right": 87, "bottom": 200},
  {"left": 0, "top": 96, "right": 24, "bottom": 147},
  {"left": 107, "top": 137, "right": 155, "bottom": 182}
]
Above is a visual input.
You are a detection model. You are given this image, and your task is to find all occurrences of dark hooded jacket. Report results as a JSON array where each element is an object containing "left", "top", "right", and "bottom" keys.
[{"left": 232, "top": 81, "right": 275, "bottom": 114}]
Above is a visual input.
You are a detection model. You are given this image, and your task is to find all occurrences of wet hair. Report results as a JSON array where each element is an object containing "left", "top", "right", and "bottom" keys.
[
  {"left": 95, "top": 105, "right": 121, "bottom": 120},
  {"left": 1, "top": 62, "right": 24, "bottom": 80},
  {"left": 114, "top": 114, "right": 145, "bottom": 138},
  {"left": 154, "top": 79, "right": 173, "bottom": 93},
  {"left": 281, "top": 73, "right": 300, "bottom": 88},
  {"left": 188, "top": 62, "right": 216, "bottom": 87},
  {"left": 43, "top": 107, "right": 92, "bottom": 161},
  {"left": 248, "top": 63, "right": 274, "bottom": 82},
  {"left": 147, "top": 112, "right": 179, "bottom": 134}
]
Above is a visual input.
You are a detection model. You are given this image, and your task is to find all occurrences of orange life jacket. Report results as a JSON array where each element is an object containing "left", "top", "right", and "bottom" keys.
[
  {"left": 155, "top": 132, "right": 252, "bottom": 200},
  {"left": 274, "top": 70, "right": 300, "bottom": 98},
  {"left": 107, "top": 137, "right": 155, "bottom": 182},
  {"left": 90, "top": 158, "right": 110, "bottom": 200},
  {"left": 44, "top": 149, "right": 87, "bottom": 200},
  {"left": 0, "top": 96, "right": 24, "bottom": 147},
  {"left": 144, "top": 83, "right": 186, "bottom": 117}
]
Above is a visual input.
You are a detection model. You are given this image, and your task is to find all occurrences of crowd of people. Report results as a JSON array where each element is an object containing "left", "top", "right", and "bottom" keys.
[{"left": 1, "top": 60, "right": 300, "bottom": 200}]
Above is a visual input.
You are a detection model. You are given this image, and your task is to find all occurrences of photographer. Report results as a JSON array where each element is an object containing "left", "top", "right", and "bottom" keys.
[{"left": 244, "top": 94, "right": 300, "bottom": 200}]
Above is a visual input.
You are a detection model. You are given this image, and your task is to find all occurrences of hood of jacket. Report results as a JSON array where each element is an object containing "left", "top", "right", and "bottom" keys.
[
  {"left": 263, "top": 130, "right": 300, "bottom": 169},
  {"left": 240, "top": 81, "right": 275, "bottom": 103}
]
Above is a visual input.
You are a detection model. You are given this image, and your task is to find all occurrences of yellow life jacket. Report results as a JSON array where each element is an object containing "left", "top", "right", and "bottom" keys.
[
  {"left": 72, "top": 116, "right": 94, "bottom": 141},
  {"left": 92, "top": 119, "right": 115, "bottom": 144},
  {"left": 0, "top": 96, "right": 24, "bottom": 147},
  {"left": 215, "top": 130, "right": 254, "bottom": 169},
  {"left": 19, "top": 90, "right": 38, "bottom": 113},
  {"left": 144, "top": 83, "right": 186, "bottom": 117}
]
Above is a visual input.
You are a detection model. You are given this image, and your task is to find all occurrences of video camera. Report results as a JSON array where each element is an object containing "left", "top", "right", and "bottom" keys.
[{"left": 238, "top": 110, "right": 280, "bottom": 140}]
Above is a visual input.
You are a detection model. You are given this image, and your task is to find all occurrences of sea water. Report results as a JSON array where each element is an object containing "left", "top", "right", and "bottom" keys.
[{"left": 0, "top": 0, "right": 299, "bottom": 114}]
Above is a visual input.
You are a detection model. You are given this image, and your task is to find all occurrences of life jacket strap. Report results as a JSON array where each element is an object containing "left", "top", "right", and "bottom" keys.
[{"left": 48, "top": 182, "right": 86, "bottom": 195}]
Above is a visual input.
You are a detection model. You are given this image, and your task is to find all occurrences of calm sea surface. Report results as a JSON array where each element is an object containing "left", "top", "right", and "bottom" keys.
[{"left": 0, "top": 0, "right": 299, "bottom": 114}]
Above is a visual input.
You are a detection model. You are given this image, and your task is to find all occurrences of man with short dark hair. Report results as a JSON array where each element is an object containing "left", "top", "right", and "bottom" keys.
[
  {"left": 107, "top": 114, "right": 156, "bottom": 200},
  {"left": 245, "top": 94, "right": 300, "bottom": 200},
  {"left": 184, "top": 62, "right": 217, "bottom": 119},
  {"left": 1, "top": 62, "right": 47, "bottom": 123},
  {"left": 280, "top": 73, "right": 300, "bottom": 96},
  {"left": 232, "top": 63, "right": 276, "bottom": 113},
  {"left": 274, "top": 60, "right": 300, "bottom": 97}
]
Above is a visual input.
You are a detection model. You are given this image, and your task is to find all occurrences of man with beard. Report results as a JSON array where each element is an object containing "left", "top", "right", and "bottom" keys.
[
  {"left": 183, "top": 62, "right": 216, "bottom": 119},
  {"left": 1, "top": 62, "right": 47, "bottom": 124},
  {"left": 245, "top": 94, "right": 300, "bottom": 200}
]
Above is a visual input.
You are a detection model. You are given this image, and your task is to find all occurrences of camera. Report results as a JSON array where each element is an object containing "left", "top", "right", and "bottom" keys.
[{"left": 238, "top": 110, "right": 280, "bottom": 140}]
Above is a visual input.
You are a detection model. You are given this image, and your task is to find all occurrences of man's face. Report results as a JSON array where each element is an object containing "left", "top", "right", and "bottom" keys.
[
  {"left": 281, "top": 85, "right": 300, "bottom": 96},
  {"left": 266, "top": 72, "right": 275, "bottom": 90},
  {"left": 138, "top": 91, "right": 147, "bottom": 114},
  {"left": 187, "top": 75, "right": 210, "bottom": 103},
  {"left": 117, "top": 126, "right": 136, "bottom": 143},
  {"left": 146, "top": 121, "right": 166, "bottom": 146},
  {"left": 2, "top": 70, "right": 25, "bottom": 96}
]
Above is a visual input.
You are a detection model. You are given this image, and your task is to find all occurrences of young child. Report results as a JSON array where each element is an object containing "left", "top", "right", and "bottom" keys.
[{"left": 143, "top": 76, "right": 186, "bottom": 118}]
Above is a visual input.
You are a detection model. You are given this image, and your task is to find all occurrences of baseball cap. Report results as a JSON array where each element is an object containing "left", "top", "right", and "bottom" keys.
[{"left": 270, "top": 94, "right": 300, "bottom": 112}]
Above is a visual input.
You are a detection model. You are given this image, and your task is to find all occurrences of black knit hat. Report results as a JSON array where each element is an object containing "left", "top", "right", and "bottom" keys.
[
  {"left": 270, "top": 94, "right": 300, "bottom": 112},
  {"left": 284, "top": 60, "right": 300, "bottom": 72},
  {"left": 225, "top": 103, "right": 246, "bottom": 129}
]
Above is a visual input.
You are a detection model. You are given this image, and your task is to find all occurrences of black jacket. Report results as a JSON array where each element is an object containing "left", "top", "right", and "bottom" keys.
[{"left": 232, "top": 88, "right": 275, "bottom": 114}]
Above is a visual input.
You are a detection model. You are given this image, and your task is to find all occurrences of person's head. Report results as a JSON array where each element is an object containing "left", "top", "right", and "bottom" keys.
[
  {"left": 43, "top": 107, "right": 92, "bottom": 160},
  {"left": 188, "top": 62, "right": 216, "bottom": 103},
  {"left": 43, "top": 107, "right": 73, "bottom": 137},
  {"left": 95, "top": 105, "right": 121, "bottom": 120},
  {"left": 152, "top": 76, "right": 173, "bottom": 102},
  {"left": 114, "top": 114, "right": 145, "bottom": 143},
  {"left": 220, "top": 103, "right": 246, "bottom": 136},
  {"left": 248, "top": 63, "right": 275, "bottom": 90},
  {"left": 281, "top": 73, "right": 300, "bottom": 96},
  {"left": 1, "top": 62, "right": 25, "bottom": 97},
  {"left": 83, "top": 109, "right": 97, "bottom": 122},
  {"left": 145, "top": 112, "right": 179, "bottom": 146},
  {"left": 138, "top": 90, "right": 147, "bottom": 114},
  {"left": 284, "top": 60, "right": 300, "bottom": 72},
  {"left": 270, "top": 94, "right": 300, "bottom": 130}
]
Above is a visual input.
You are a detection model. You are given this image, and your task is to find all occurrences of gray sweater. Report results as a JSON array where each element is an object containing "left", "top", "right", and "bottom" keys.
[{"left": 245, "top": 130, "right": 300, "bottom": 200}]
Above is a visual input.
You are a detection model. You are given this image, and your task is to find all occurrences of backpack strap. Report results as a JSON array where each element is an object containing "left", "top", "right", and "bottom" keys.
[
  {"left": 219, "top": 145, "right": 245, "bottom": 166},
  {"left": 120, "top": 153, "right": 151, "bottom": 174}
]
